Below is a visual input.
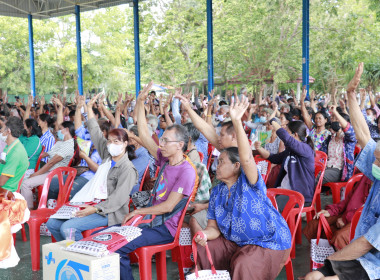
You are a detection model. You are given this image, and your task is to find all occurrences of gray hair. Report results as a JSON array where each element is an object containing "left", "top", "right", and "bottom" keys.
[
  {"left": 220, "top": 105, "right": 230, "bottom": 114},
  {"left": 183, "top": 123, "right": 200, "bottom": 143},
  {"left": 166, "top": 124, "right": 189, "bottom": 152},
  {"left": 129, "top": 125, "right": 139, "bottom": 137},
  {"left": 146, "top": 114, "right": 159, "bottom": 131}
]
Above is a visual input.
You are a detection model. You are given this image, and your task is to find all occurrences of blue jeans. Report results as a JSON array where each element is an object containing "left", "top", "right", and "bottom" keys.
[
  {"left": 112, "top": 224, "right": 174, "bottom": 280},
  {"left": 47, "top": 175, "right": 89, "bottom": 200},
  {"left": 46, "top": 213, "right": 108, "bottom": 241}
]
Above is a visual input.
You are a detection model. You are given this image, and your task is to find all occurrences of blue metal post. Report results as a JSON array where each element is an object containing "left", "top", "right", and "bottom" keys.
[
  {"left": 28, "top": 14, "right": 36, "bottom": 98},
  {"left": 75, "top": 5, "right": 84, "bottom": 96},
  {"left": 133, "top": 0, "right": 141, "bottom": 96},
  {"left": 207, "top": 0, "right": 214, "bottom": 99},
  {"left": 302, "top": 0, "right": 310, "bottom": 100}
]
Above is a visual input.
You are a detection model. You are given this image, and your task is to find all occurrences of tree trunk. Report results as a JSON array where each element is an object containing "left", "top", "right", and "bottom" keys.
[{"left": 62, "top": 71, "right": 67, "bottom": 98}]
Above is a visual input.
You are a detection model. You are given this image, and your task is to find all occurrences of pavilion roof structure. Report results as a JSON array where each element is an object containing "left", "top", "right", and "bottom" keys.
[{"left": 0, "top": 0, "right": 133, "bottom": 20}]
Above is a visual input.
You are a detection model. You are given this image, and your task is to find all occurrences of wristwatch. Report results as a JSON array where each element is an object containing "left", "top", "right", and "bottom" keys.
[
  {"left": 269, "top": 118, "right": 276, "bottom": 125},
  {"left": 95, "top": 207, "right": 102, "bottom": 214}
]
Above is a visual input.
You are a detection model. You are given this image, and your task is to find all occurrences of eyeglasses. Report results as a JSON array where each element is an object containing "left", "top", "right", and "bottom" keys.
[{"left": 159, "top": 138, "right": 181, "bottom": 145}]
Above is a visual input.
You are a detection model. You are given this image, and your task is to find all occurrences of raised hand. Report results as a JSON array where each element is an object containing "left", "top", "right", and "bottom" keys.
[
  {"left": 229, "top": 94, "right": 249, "bottom": 121},
  {"left": 87, "top": 93, "right": 101, "bottom": 109},
  {"left": 301, "top": 86, "right": 307, "bottom": 102},
  {"left": 339, "top": 98, "right": 345, "bottom": 109},
  {"left": 78, "top": 95, "right": 86, "bottom": 109},
  {"left": 27, "top": 95, "right": 33, "bottom": 107},
  {"left": 347, "top": 62, "right": 364, "bottom": 94},
  {"left": 359, "top": 88, "right": 366, "bottom": 101},
  {"left": 137, "top": 81, "right": 154, "bottom": 104},
  {"left": 175, "top": 94, "right": 192, "bottom": 112}
]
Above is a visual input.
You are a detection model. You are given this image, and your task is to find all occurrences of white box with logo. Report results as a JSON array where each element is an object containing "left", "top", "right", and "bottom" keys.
[{"left": 42, "top": 241, "right": 120, "bottom": 280}]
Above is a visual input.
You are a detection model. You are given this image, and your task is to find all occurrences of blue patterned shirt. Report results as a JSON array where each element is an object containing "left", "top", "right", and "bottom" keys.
[
  {"left": 354, "top": 139, "right": 380, "bottom": 280},
  {"left": 207, "top": 170, "right": 291, "bottom": 250},
  {"left": 39, "top": 129, "right": 55, "bottom": 163}
]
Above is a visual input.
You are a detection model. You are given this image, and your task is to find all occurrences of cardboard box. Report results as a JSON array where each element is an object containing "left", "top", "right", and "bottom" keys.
[{"left": 42, "top": 241, "right": 120, "bottom": 280}]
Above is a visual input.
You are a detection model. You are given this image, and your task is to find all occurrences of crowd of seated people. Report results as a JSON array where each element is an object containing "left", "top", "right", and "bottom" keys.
[{"left": 0, "top": 63, "right": 379, "bottom": 279}]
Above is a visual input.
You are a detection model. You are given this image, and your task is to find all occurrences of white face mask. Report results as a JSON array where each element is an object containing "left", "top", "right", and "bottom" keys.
[
  {"left": 367, "top": 115, "right": 375, "bottom": 123},
  {"left": 107, "top": 144, "right": 125, "bottom": 157},
  {"left": 0, "top": 132, "right": 8, "bottom": 142},
  {"left": 217, "top": 115, "right": 225, "bottom": 122},
  {"left": 0, "top": 133, "right": 7, "bottom": 142}
]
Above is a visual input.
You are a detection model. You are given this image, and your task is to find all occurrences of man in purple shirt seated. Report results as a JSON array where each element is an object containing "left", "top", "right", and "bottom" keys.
[{"left": 113, "top": 83, "right": 197, "bottom": 280}]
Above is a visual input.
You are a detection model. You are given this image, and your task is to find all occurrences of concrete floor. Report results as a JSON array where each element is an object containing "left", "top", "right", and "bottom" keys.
[{"left": 0, "top": 195, "right": 333, "bottom": 280}]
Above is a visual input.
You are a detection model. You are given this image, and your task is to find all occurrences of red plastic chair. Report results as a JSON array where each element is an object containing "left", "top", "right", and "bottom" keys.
[
  {"left": 354, "top": 145, "right": 361, "bottom": 158},
  {"left": 13, "top": 175, "right": 27, "bottom": 244},
  {"left": 343, "top": 173, "right": 364, "bottom": 201},
  {"left": 315, "top": 151, "right": 327, "bottom": 168},
  {"left": 129, "top": 197, "right": 192, "bottom": 280},
  {"left": 198, "top": 151, "right": 204, "bottom": 163},
  {"left": 82, "top": 226, "right": 107, "bottom": 238},
  {"left": 350, "top": 206, "right": 363, "bottom": 241},
  {"left": 323, "top": 149, "right": 360, "bottom": 204},
  {"left": 128, "top": 164, "right": 150, "bottom": 211},
  {"left": 34, "top": 146, "right": 45, "bottom": 172},
  {"left": 27, "top": 167, "right": 77, "bottom": 271},
  {"left": 206, "top": 143, "right": 215, "bottom": 171},
  {"left": 267, "top": 189, "right": 305, "bottom": 280},
  {"left": 294, "top": 161, "right": 326, "bottom": 255},
  {"left": 314, "top": 151, "right": 327, "bottom": 212},
  {"left": 254, "top": 155, "right": 272, "bottom": 184}
]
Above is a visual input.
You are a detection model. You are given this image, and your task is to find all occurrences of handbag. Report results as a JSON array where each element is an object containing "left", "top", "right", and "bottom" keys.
[
  {"left": 131, "top": 162, "right": 168, "bottom": 208},
  {"left": 310, "top": 214, "right": 335, "bottom": 270},
  {"left": 70, "top": 159, "right": 112, "bottom": 203},
  {"left": 65, "top": 215, "right": 155, "bottom": 257},
  {"left": 186, "top": 232, "right": 231, "bottom": 280}
]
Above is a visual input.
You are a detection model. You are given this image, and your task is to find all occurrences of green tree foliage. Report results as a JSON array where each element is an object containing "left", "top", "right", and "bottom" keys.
[{"left": 0, "top": 0, "right": 378, "bottom": 97}]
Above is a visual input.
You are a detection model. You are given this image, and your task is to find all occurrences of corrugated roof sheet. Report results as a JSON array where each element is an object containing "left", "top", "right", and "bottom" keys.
[{"left": 0, "top": 0, "right": 134, "bottom": 19}]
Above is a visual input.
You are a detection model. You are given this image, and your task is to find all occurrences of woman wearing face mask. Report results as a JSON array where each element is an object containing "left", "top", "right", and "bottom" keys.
[
  {"left": 20, "top": 121, "right": 76, "bottom": 209},
  {"left": 37, "top": 114, "right": 56, "bottom": 163},
  {"left": 19, "top": 119, "right": 43, "bottom": 174},
  {"left": 46, "top": 94, "right": 138, "bottom": 241},
  {"left": 361, "top": 108, "right": 380, "bottom": 140},
  {"left": 300, "top": 90, "right": 330, "bottom": 150},
  {"left": 319, "top": 106, "right": 356, "bottom": 185}
]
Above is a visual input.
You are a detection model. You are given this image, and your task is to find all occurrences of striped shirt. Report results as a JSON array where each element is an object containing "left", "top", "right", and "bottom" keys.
[
  {"left": 40, "top": 129, "right": 55, "bottom": 163},
  {"left": 47, "top": 139, "right": 75, "bottom": 170}
]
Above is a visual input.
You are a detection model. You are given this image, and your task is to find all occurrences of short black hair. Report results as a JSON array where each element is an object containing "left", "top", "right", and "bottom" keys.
[
  {"left": 221, "top": 121, "right": 236, "bottom": 136},
  {"left": 6, "top": 117, "right": 24, "bottom": 138}
]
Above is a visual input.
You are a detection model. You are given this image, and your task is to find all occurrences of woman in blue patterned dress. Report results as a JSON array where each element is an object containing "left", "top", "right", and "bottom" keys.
[{"left": 194, "top": 96, "right": 291, "bottom": 280}]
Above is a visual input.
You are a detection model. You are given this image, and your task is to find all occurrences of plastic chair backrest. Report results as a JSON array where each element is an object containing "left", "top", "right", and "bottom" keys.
[
  {"left": 266, "top": 189, "right": 305, "bottom": 246},
  {"left": 312, "top": 161, "right": 326, "bottom": 205},
  {"left": 206, "top": 144, "right": 215, "bottom": 170},
  {"left": 354, "top": 145, "right": 361, "bottom": 158},
  {"left": 344, "top": 173, "right": 364, "bottom": 200},
  {"left": 38, "top": 167, "right": 77, "bottom": 209},
  {"left": 34, "top": 146, "right": 46, "bottom": 172},
  {"left": 138, "top": 165, "right": 150, "bottom": 192},
  {"left": 315, "top": 151, "right": 327, "bottom": 168},
  {"left": 254, "top": 155, "right": 272, "bottom": 183},
  {"left": 350, "top": 206, "right": 363, "bottom": 241},
  {"left": 154, "top": 166, "right": 160, "bottom": 177},
  {"left": 198, "top": 152, "right": 204, "bottom": 163},
  {"left": 173, "top": 196, "right": 192, "bottom": 243}
]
